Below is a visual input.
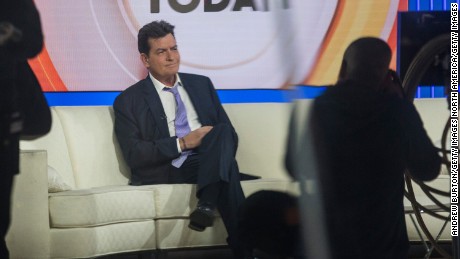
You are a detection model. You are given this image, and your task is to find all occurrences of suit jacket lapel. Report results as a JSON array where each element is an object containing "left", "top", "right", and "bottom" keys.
[
  {"left": 141, "top": 77, "right": 170, "bottom": 137},
  {"left": 180, "top": 74, "right": 206, "bottom": 124}
]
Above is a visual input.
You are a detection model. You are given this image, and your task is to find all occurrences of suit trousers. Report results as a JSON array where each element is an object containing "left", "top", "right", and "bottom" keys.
[{"left": 168, "top": 123, "right": 245, "bottom": 248}]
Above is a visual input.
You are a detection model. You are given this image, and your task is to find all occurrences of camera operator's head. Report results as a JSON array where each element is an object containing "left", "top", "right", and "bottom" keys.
[{"left": 339, "top": 37, "right": 392, "bottom": 89}]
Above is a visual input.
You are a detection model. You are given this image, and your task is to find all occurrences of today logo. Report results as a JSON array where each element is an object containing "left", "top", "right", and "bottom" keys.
[
  {"left": 150, "top": 0, "right": 290, "bottom": 13},
  {"left": 138, "top": 0, "right": 335, "bottom": 89}
]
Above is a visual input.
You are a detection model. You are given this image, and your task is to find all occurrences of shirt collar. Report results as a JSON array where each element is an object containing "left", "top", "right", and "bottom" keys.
[{"left": 149, "top": 73, "right": 182, "bottom": 93}]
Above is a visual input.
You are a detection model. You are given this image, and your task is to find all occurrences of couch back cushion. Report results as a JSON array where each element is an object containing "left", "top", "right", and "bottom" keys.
[
  {"left": 20, "top": 108, "right": 76, "bottom": 189},
  {"left": 20, "top": 99, "right": 448, "bottom": 189},
  {"left": 54, "top": 106, "right": 130, "bottom": 188},
  {"left": 414, "top": 99, "right": 450, "bottom": 175},
  {"left": 223, "top": 103, "right": 292, "bottom": 180},
  {"left": 414, "top": 99, "right": 449, "bottom": 148}
]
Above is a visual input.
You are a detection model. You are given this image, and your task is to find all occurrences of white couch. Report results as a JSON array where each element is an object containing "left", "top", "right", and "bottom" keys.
[{"left": 5, "top": 100, "right": 451, "bottom": 258}]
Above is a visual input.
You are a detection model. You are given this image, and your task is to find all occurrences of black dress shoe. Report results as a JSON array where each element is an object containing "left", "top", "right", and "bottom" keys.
[{"left": 188, "top": 203, "right": 215, "bottom": 232}]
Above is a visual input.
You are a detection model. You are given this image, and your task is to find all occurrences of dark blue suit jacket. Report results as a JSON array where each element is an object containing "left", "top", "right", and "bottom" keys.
[{"left": 113, "top": 73, "right": 237, "bottom": 185}]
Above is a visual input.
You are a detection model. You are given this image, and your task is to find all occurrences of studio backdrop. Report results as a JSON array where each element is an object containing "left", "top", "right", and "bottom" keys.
[{"left": 29, "top": 0, "right": 406, "bottom": 92}]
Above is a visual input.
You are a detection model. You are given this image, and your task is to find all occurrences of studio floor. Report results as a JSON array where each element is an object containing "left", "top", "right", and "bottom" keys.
[{"left": 100, "top": 242, "right": 454, "bottom": 259}]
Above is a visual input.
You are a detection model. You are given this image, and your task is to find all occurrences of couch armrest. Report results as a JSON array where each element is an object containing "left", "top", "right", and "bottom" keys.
[{"left": 6, "top": 150, "right": 50, "bottom": 258}]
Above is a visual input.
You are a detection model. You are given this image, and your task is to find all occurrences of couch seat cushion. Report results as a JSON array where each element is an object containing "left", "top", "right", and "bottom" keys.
[
  {"left": 49, "top": 185, "right": 155, "bottom": 227},
  {"left": 152, "top": 184, "right": 198, "bottom": 219},
  {"left": 241, "top": 178, "right": 298, "bottom": 196},
  {"left": 152, "top": 179, "right": 296, "bottom": 219}
]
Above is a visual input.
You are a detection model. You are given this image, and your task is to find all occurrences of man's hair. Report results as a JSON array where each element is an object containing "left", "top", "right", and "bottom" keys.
[
  {"left": 341, "top": 37, "right": 392, "bottom": 85},
  {"left": 138, "top": 20, "right": 175, "bottom": 54}
]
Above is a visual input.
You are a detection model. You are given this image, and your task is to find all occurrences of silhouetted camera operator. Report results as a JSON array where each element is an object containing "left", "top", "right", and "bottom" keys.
[{"left": 1, "top": 1, "right": 51, "bottom": 257}]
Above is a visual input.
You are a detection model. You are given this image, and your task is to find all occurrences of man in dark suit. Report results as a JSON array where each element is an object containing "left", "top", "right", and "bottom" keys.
[
  {"left": 113, "top": 20, "right": 246, "bottom": 257},
  {"left": 1, "top": 1, "right": 51, "bottom": 257}
]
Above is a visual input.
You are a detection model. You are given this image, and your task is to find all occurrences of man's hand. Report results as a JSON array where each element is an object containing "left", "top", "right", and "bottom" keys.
[{"left": 181, "top": 126, "right": 213, "bottom": 150}]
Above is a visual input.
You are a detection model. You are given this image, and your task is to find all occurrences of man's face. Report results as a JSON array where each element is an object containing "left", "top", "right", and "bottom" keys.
[{"left": 141, "top": 33, "right": 180, "bottom": 84}]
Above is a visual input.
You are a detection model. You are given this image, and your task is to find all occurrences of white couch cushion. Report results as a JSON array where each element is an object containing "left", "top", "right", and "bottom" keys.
[
  {"left": 49, "top": 185, "right": 155, "bottom": 227},
  {"left": 152, "top": 184, "right": 198, "bottom": 218},
  {"left": 50, "top": 221, "right": 156, "bottom": 258},
  {"left": 55, "top": 106, "right": 131, "bottom": 188},
  {"left": 48, "top": 165, "right": 72, "bottom": 192},
  {"left": 414, "top": 99, "right": 450, "bottom": 175},
  {"left": 242, "top": 178, "right": 299, "bottom": 196},
  {"left": 155, "top": 218, "right": 227, "bottom": 249},
  {"left": 414, "top": 98, "right": 449, "bottom": 145},
  {"left": 224, "top": 103, "right": 292, "bottom": 180},
  {"left": 152, "top": 179, "right": 296, "bottom": 219},
  {"left": 20, "top": 109, "right": 76, "bottom": 189}
]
